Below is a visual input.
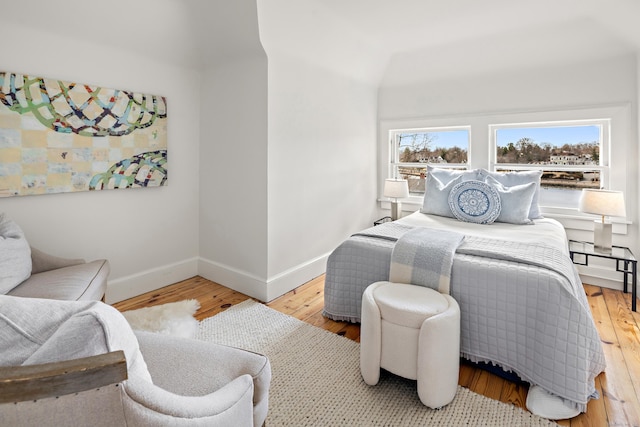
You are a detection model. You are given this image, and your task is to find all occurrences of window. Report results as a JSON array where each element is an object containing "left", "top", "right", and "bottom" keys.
[
  {"left": 390, "top": 127, "right": 470, "bottom": 195},
  {"left": 380, "top": 105, "right": 627, "bottom": 217},
  {"left": 490, "top": 120, "right": 609, "bottom": 209}
]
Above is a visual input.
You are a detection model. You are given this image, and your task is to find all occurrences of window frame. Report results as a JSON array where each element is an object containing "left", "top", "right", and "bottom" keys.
[
  {"left": 379, "top": 104, "right": 631, "bottom": 220},
  {"left": 388, "top": 125, "right": 471, "bottom": 203},
  {"left": 489, "top": 119, "right": 610, "bottom": 210}
]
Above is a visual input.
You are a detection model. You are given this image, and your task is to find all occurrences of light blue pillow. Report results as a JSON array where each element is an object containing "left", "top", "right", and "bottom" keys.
[
  {"left": 420, "top": 174, "right": 463, "bottom": 218},
  {"left": 448, "top": 180, "right": 501, "bottom": 224},
  {"left": 485, "top": 176, "right": 537, "bottom": 225},
  {"left": 427, "top": 165, "right": 479, "bottom": 184},
  {"left": 478, "top": 169, "right": 542, "bottom": 219}
]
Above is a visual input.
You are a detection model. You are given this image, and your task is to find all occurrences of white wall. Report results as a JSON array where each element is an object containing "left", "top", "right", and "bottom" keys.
[
  {"left": 379, "top": 54, "right": 637, "bottom": 119},
  {"left": 378, "top": 53, "right": 639, "bottom": 289},
  {"left": 195, "top": 0, "right": 381, "bottom": 302},
  {"left": 0, "top": 23, "right": 202, "bottom": 303},
  {"left": 198, "top": 49, "right": 379, "bottom": 302},
  {"left": 197, "top": 55, "right": 270, "bottom": 300},
  {"left": 265, "top": 52, "right": 379, "bottom": 300}
]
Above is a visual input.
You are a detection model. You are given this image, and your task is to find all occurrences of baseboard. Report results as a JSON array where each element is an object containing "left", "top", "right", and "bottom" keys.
[
  {"left": 198, "top": 258, "right": 269, "bottom": 301},
  {"left": 265, "top": 253, "right": 330, "bottom": 302},
  {"left": 198, "top": 252, "right": 330, "bottom": 302},
  {"left": 105, "top": 257, "right": 199, "bottom": 304},
  {"left": 106, "top": 252, "right": 331, "bottom": 304},
  {"left": 576, "top": 265, "right": 625, "bottom": 291}
]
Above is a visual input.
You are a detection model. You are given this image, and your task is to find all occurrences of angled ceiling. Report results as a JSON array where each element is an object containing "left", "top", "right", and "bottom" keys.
[
  {"left": 9, "top": 1, "right": 640, "bottom": 84},
  {"left": 277, "top": 0, "right": 640, "bottom": 84}
]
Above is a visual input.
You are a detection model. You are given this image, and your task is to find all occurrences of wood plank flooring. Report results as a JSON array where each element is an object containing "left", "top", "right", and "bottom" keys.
[{"left": 113, "top": 276, "right": 640, "bottom": 427}]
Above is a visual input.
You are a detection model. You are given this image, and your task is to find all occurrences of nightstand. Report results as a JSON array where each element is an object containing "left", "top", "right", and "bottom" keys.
[{"left": 568, "top": 240, "right": 637, "bottom": 312}]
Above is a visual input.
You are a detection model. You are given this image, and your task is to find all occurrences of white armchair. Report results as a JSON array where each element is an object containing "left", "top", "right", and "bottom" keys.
[{"left": 0, "top": 295, "right": 271, "bottom": 426}]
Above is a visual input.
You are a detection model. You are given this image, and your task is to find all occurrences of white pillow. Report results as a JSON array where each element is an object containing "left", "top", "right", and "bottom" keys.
[
  {"left": 479, "top": 169, "right": 543, "bottom": 219},
  {"left": 448, "top": 180, "right": 501, "bottom": 224},
  {"left": 484, "top": 176, "right": 537, "bottom": 225},
  {"left": 0, "top": 213, "right": 32, "bottom": 294}
]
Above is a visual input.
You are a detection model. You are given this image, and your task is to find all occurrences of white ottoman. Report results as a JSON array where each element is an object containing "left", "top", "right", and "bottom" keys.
[{"left": 360, "top": 281, "right": 461, "bottom": 409}]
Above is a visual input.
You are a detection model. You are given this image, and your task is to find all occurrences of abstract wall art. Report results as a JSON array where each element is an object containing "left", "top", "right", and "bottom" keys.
[{"left": 0, "top": 71, "right": 167, "bottom": 197}]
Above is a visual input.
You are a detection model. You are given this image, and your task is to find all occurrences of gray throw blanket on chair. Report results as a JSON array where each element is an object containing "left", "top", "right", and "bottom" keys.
[{"left": 389, "top": 228, "right": 464, "bottom": 294}]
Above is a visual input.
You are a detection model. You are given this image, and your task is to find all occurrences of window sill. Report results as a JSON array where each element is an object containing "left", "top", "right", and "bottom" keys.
[{"left": 379, "top": 199, "right": 631, "bottom": 235}]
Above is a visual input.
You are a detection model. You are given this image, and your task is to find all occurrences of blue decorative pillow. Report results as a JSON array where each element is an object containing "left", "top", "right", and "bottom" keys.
[{"left": 448, "top": 180, "right": 501, "bottom": 224}]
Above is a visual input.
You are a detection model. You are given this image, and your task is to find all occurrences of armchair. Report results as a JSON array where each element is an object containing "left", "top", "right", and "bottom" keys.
[
  {"left": 8, "top": 247, "right": 110, "bottom": 301},
  {"left": 0, "top": 212, "right": 109, "bottom": 301},
  {"left": 0, "top": 295, "right": 271, "bottom": 426}
]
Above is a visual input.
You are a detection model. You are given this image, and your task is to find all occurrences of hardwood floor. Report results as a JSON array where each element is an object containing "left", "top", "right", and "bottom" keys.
[{"left": 113, "top": 275, "right": 640, "bottom": 427}]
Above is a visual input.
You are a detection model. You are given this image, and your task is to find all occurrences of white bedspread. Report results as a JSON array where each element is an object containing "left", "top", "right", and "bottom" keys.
[{"left": 396, "top": 211, "right": 569, "bottom": 255}]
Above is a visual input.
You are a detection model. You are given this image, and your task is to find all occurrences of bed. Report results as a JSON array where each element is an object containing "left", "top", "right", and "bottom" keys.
[{"left": 323, "top": 168, "right": 606, "bottom": 413}]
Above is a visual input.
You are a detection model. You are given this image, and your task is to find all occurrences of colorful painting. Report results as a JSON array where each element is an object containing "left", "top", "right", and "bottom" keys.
[{"left": 0, "top": 71, "right": 167, "bottom": 197}]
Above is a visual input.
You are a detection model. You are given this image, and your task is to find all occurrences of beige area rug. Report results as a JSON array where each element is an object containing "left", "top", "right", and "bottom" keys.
[{"left": 196, "top": 300, "right": 558, "bottom": 427}]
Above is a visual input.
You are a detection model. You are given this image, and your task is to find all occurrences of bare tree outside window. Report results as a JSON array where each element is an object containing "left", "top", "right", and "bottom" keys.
[{"left": 393, "top": 129, "right": 469, "bottom": 194}]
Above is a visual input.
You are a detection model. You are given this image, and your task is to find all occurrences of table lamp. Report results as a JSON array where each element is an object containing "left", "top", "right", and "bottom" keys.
[
  {"left": 578, "top": 189, "right": 626, "bottom": 252},
  {"left": 384, "top": 178, "right": 409, "bottom": 220}
]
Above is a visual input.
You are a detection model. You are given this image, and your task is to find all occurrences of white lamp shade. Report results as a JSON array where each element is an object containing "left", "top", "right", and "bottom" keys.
[
  {"left": 578, "top": 189, "right": 626, "bottom": 218},
  {"left": 384, "top": 179, "right": 409, "bottom": 199}
]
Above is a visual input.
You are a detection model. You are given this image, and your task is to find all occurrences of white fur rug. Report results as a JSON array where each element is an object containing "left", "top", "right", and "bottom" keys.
[{"left": 122, "top": 299, "right": 200, "bottom": 338}]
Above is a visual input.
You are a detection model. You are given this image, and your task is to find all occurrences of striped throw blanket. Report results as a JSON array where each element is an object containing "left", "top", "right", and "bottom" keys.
[{"left": 389, "top": 227, "right": 464, "bottom": 294}]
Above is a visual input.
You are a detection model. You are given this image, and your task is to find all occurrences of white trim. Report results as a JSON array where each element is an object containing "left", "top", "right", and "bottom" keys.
[
  {"left": 105, "top": 257, "right": 199, "bottom": 304},
  {"left": 544, "top": 211, "right": 630, "bottom": 235},
  {"left": 265, "top": 252, "right": 329, "bottom": 302},
  {"left": 105, "top": 252, "right": 331, "bottom": 304},
  {"left": 198, "top": 252, "right": 331, "bottom": 302},
  {"left": 576, "top": 267, "right": 626, "bottom": 292},
  {"left": 198, "top": 258, "right": 269, "bottom": 301}
]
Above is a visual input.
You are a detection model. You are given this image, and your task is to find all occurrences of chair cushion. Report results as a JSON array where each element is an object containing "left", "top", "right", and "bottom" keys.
[
  {"left": 8, "top": 259, "right": 109, "bottom": 301},
  {"left": 0, "top": 213, "right": 32, "bottom": 294},
  {"left": 372, "top": 282, "right": 449, "bottom": 329},
  {"left": 0, "top": 295, "right": 151, "bottom": 383}
]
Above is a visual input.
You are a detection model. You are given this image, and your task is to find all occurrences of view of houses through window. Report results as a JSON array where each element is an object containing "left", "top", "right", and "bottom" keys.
[
  {"left": 389, "top": 121, "right": 608, "bottom": 209},
  {"left": 493, "top": 123, "right": 605, "bottom": 208}
]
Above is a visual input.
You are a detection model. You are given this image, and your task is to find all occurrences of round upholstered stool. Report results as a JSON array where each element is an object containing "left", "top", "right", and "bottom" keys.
[{"left": 360, "top": 281, "right": 461, "bottom": 409}]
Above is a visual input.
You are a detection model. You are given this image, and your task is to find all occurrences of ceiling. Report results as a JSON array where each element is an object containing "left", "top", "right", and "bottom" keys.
[
  {"left": 290, "top": 0, "right": 640, "bottom": 83},
  {"left": 313, "top": 0, "right": 640, "bottom": 55},
  {"left": 8, "top": 0, "right": 640, "bottom": 84}
]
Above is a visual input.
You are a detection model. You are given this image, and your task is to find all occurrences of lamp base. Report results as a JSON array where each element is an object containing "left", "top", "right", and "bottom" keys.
[
  {"left": 390, "top": 201, "right": 402, "bottom": 221},
  {"left": 593, "top": 220, "right": 612, "bottom": 253}
]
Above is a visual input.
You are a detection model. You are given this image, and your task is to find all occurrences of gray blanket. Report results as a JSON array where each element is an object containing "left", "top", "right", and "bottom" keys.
[
  {"left": 326, "top": 222, "right": 606, "bottom": 411},
  {"left": 458, "top": 236, "right": 586, "bottom": 306}
]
